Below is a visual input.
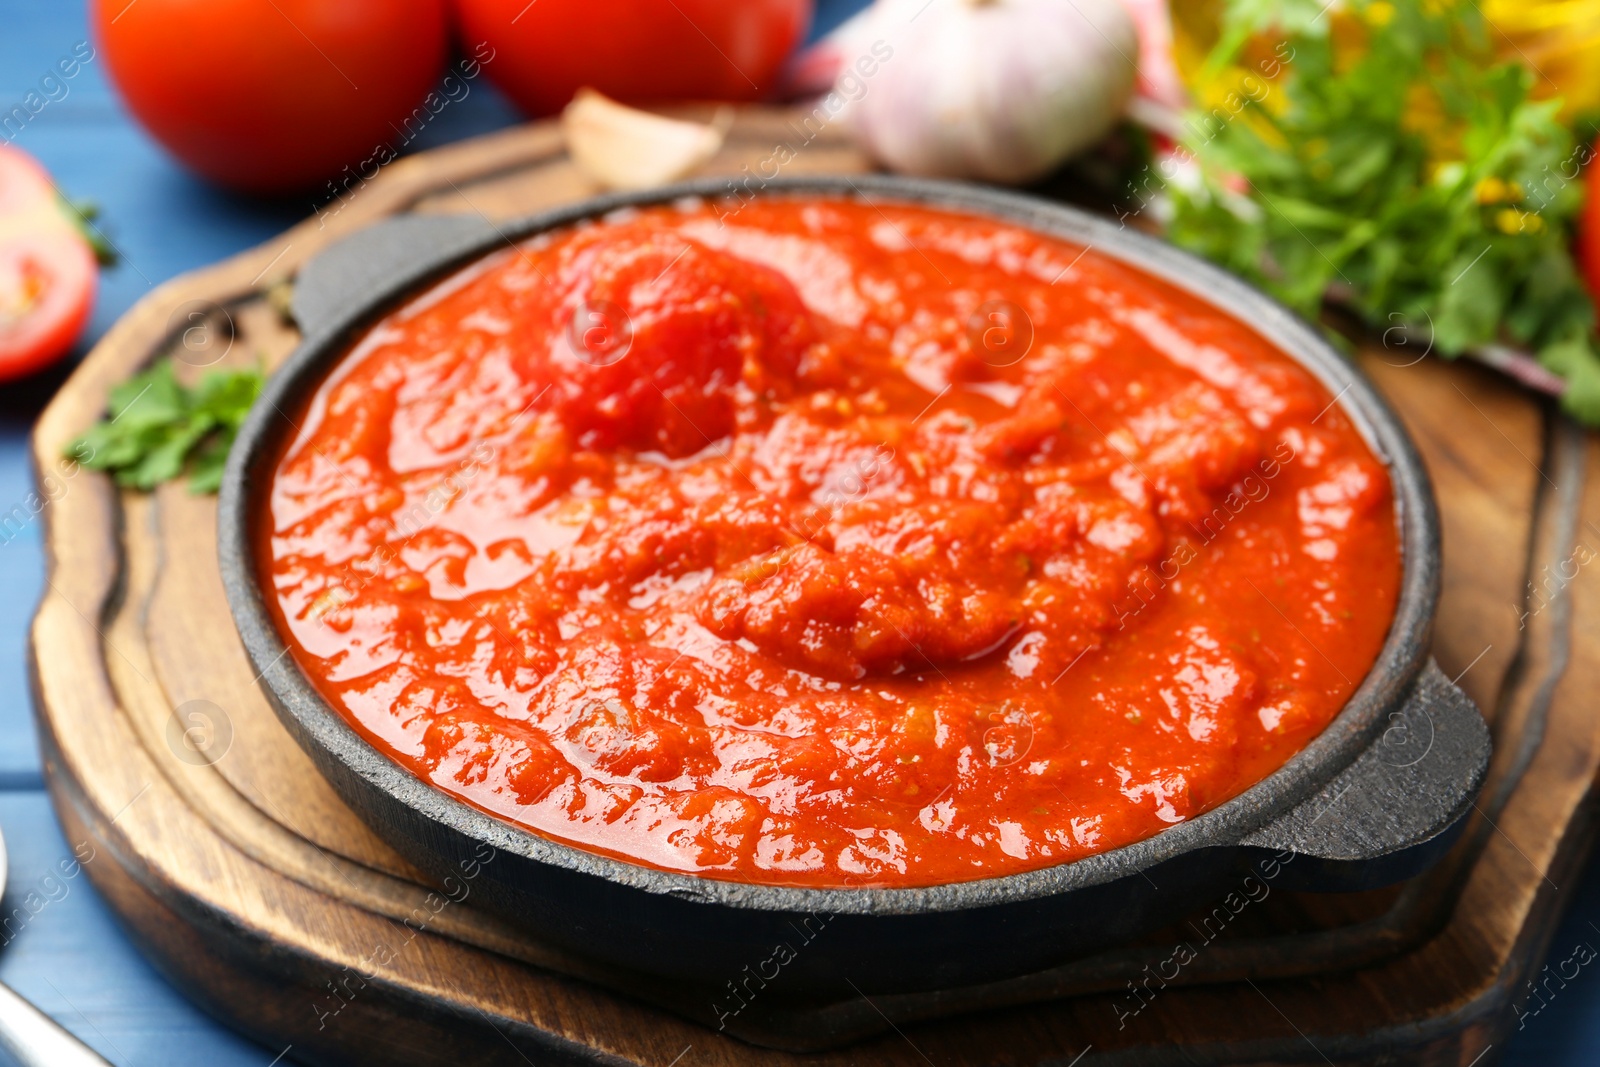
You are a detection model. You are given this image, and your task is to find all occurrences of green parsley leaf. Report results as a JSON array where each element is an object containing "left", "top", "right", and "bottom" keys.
[
  {"left": 67, "top": 360, "right": 264, "bottom": 494},
  {"left": 1165, "top": 0, "right": 1600, "bottom": 424}
]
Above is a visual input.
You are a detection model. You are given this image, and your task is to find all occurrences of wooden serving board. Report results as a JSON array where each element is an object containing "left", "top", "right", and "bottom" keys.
[{"left": 27, "top": 107, "right": 1600, "bottom": 1066}]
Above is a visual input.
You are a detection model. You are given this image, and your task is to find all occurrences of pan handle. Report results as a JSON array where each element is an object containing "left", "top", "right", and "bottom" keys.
[
  {"left": 290, "top": 214, "right": 494, "bottom": 339},
  {"left": 1236, "top": 658, "right": 1490, "bottom": 892}
]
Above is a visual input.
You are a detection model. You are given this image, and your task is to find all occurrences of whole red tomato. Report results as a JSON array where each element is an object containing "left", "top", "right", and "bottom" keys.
[
  {"left": 452, "top": 0, "right": 811, "bottom": 116},
  {"left": 94, "top": 0, "right": 449, "bottom": 195}
]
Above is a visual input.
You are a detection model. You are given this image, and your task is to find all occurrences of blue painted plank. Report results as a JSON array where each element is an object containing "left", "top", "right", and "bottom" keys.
[
  {"left": 0, "top": 790, "right": 276, "bottom": 1066},
  {"left": 0, "top": 427, "right": 43, "bottom": 789},
  {"left": 811, "top": 0, "right": 865, "bottom": 38},
  {"left": 1498, "top": 850, "right": 1600, "bottom": 1065}
]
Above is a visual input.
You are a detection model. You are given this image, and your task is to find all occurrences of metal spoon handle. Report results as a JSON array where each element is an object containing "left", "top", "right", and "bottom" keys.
[{"left": 0, "top": 980, "right": 113, "bottom": 1065}]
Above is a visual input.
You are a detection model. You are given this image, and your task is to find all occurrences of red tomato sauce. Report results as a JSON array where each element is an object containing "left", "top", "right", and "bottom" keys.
[{"left": 262, "top": 198, "right": 1400, "bottom": 888}]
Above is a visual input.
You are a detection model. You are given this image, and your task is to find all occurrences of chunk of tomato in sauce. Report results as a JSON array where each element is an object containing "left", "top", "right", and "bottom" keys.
[{"left": 515, "top": 228, "right": 815, "bottom": 457}]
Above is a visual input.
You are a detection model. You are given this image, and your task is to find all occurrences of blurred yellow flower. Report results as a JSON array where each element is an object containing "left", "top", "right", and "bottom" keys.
[
  {"left": 1475, "top": 176, "right": 1525, "bottom": 203},
  {"left": 1481, "top": 0, "right": 1600, "bottom": 117},
  {"left": 1495, "top": 207, "right": 1545, "bottom": 232}
]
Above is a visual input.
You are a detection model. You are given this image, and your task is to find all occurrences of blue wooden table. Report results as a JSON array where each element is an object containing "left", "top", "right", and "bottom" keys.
[{"left": 0, "top": 2, "right": 1593, "bottom": 1063}]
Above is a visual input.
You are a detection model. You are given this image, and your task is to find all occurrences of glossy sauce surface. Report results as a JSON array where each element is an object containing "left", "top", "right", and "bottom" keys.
[{"left": 263, "top": 198, "right": 1401, "bottom": 888}]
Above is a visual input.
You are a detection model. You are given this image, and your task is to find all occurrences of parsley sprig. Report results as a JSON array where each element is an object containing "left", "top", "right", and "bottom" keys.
[
  {"left": 1165, "top": 0, "right": 1600, "bottom": 422},
  {"left": 68, "top": 360, "right": 264, "bottom": 493}
]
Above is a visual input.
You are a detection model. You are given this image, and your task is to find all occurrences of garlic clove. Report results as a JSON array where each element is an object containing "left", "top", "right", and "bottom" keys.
[{"left": 562, "top": 89, "right": 730, "bottom": 192}]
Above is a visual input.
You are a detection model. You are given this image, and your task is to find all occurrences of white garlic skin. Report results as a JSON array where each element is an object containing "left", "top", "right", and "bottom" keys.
[{"left": 840, "top": 0, "right": 1139, "bottom": 185}]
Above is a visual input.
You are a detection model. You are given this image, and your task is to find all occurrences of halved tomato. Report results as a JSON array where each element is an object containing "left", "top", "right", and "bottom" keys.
[{"left": 0, "top": 146, "right": 96, "bottom": 381}]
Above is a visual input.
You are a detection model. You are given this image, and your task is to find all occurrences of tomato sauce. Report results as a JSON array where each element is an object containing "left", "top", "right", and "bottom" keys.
[{"left": 262, "top": 197, "right": 1400, "bottom": 888}]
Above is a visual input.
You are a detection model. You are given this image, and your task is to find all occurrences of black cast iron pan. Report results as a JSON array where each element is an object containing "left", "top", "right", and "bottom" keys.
[{"left": 218, "top": 176, "right": 1490, "bottom": 1006}]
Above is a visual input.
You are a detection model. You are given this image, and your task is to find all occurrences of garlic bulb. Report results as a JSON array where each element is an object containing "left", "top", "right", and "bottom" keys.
[{"left": 834, "top": 0, "right": 1139, "bottom": 185}]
